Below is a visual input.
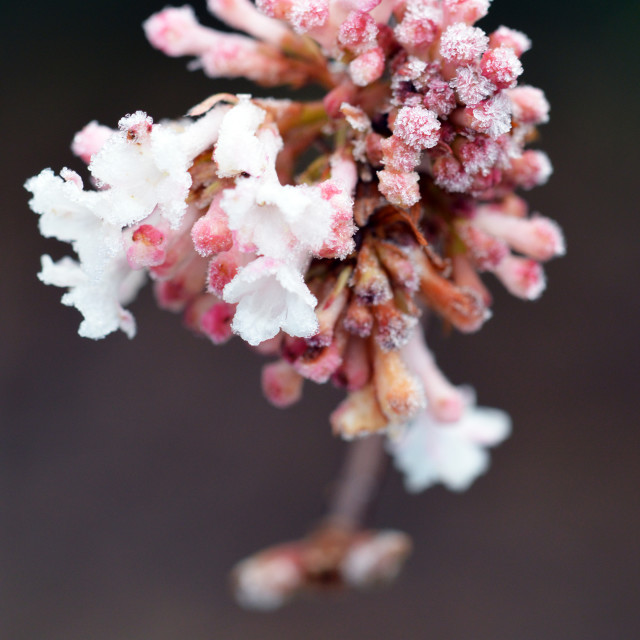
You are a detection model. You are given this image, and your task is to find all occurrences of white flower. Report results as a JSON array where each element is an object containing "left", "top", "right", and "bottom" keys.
[
  {"left": 39, "top": 254, "right": 146, "bottom": 339},
  {"left": 223, "top": 256, "right": 319, "bottom": 345},
  {"left": 91, "top": 108, "right": 224, "bottom": 229},
  {"left": 389, "top": 398, "right": 511, "bottom": 492}
]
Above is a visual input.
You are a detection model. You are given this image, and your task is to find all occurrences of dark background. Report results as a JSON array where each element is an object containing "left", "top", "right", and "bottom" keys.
[{"left": 2, "top": 1, "right": 639, "bottom": 638}]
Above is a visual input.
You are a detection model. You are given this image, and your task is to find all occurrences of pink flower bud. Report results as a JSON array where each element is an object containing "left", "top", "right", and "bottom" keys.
[
  {"left": 450, "top": 65, "right": 496, "bottom": 106},
  {"left": 474, "top": 211, "right": 565, "bottom": 261},
  {"left": 373, "top": 300, "right": 418, "bottom": 352},
  {"left": 440, "top": 23, "right": 489, "bottom": 64},
  {"left": 125, "top": 223, "right": 167, "bottom": 269},
  {"left": 507, "top": 150, "right": 552, "bottom": 189},
  {"left": 293, "top": 328, "right": 347, "bottom": 383},
  {"left": 489, "top": 26, "right": 531, "bottom": 57},
  {"left": 432, "top": 155, "right": 473, "bottom": 194},
  {"left": 338, "top": 11, "right": 378, "bottom": 55},
  {"left": 207, "top": 249, "right": 241, "bottom": 296},
  {"left": 456, "top": 221, "right": 509, "bottom": 270},
  {"left": 377, "top": 170, "right": 420, "bottom": 208},
  {"left": 423, "top": 78, "right": 457, "bottom": 117},
  {"left": 261, "top": 359, "right": 304, "bottom": 407},
  {"left": 509, "top": 86, "right": 550, "bottom": 125},
  {"left": 200, "top": 300, "right": 236, "bottom": 344},
  {"left": 143, "top": 6, "right": 208, "bottom": 57},
  {"left": 349, "top": 47, "right": 386, "bottom": 87},
  {"left": 480, "top": 45, "right": 523, "bottom": 90},
  {"left": 190, "top": 197, "right": 233, "bottom": 257},
  {"left": 71, "top": 121, "right": 113, "bottom": 164},
  {"left": 394, "top": 15, "right": 440, "bottom": 55},
  {"left": 493, "top": 254, "right": 546, "bottom": 300},
  {"left": 393, "top": 105, "right": 441, "bottom": 150},
  {"left": 442, "top": 0, "right": 491, "bottom": 26},
  {"left": 380, "top": 135, "right": 422, "bottom": 173}
]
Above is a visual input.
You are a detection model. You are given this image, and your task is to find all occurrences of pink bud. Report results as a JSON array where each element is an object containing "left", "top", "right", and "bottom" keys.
[
  {"left": 457, "top": 221, "right": 509, "bottom": 270},
  {"left": 207, "top": 250, "right": 241, "bottom": 297},
  {"left": 338, "top": 11, "right": 378, "bottom": 55},
  {"left": 394, "top": 16, "right": 440, "bottom": 55},
  {"left": 349, "top": 47, "right": 386, "bottom": 87},
  {"left": 432, "top": 155, "right": 473, "bottom": 194},
  {"left": 507, "top": 150, "right": 552, "bottom": 189},
  {"left": 377, "top": 170, "right": 420, "bottom": 208},
  {"left": 143, "top": 6, "right": 207, "bottom": 57},
  {"left": 125, "top": 223, "right": 167, "bottom": 269},
  {"left": 332, "top": 336, "right": 371, "bottom": 392},
  {"left": 480, "top": 45, "right": 523, "bottom": 90},
  {"left": 71, "top": 121, "right": 113, "bottom": 164},
  {"left": 261, "top": 359, "right": 304, "bottom": 407},
  {"left": 489, "top": 26, "right": 531, "bottom": 57},
  {"left": 393, "top": 105, "right": 441, "bottom": 150},
  {"left": 442, "top": 0, "right": 491, "bottom": 26},
  {"left": 474, "top": 211, "right": 565, "bottom": 261},
  {"left": 423, "top": 78, "right": 457, "bottom": 117},
  {"left": 200, "top": 300, "right": 236, "bottom": 344},
  {"left": 493, "top": 254, "right": 546, "bottom": 300},
  {"left": 508, "top": 86, "right": 550, "bottom": 125},
  {"left": 380, "top": 135, "right": 422, "bottom": 173},
  {"left": 440, "top": 23, "right": 489, "bottom": 64},
  {"left": 191, "top": 197, "right": 233, "bottom": 257}
]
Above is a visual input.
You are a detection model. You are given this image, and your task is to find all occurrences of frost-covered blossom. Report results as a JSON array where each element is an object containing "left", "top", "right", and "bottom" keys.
[
  {"left": 223, "top": 256, "right": 319, "bottom": 345},
  {"left": 29, "top": 0, "right": 562, "bottom": 608},
  {"left": 389, "top": 399, "right": 511, "bottom": 492}
]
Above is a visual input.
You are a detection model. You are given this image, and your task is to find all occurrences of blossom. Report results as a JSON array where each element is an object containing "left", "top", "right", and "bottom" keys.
[
  {"left": 27, "top": 0, "right": 562, "bottom": 607},
  {"left": 222, "top": 256, "right": 319, "bottom": 345},
  {"left": 389, "top": 399, "right": 511, "bottom": 492}
]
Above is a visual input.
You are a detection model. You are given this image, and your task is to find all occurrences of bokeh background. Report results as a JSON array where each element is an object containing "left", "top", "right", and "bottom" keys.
[{"left": 2, "top": 1, "right": 639, "bottom": 638}]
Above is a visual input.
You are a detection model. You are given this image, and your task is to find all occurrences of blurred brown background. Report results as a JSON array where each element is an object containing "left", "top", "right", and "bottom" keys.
[{"left": 2, "top": 1, "right": 639, "bottom": 638}]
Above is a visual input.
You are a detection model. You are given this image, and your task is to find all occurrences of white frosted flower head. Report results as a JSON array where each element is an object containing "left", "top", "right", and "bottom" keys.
[
  {"left": 389, "top": 399, "right": 511, "bottom": 492},
  {"left": 223, "top": 257, "right": 319, "bottom": 345}
]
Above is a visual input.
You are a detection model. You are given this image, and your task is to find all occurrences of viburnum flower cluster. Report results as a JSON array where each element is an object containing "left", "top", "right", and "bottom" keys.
[{"left": 26, "top": 0, "right": 563, "bottom": 610}]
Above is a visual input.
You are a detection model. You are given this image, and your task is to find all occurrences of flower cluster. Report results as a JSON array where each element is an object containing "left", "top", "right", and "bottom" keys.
[{"left": 27, "top": 0, "right": 563, "bottom": 608}]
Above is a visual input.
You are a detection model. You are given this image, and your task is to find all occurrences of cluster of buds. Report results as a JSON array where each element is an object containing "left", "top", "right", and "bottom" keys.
[{"left": 26, "top": 0, "right": 563, "bottom": 609}]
